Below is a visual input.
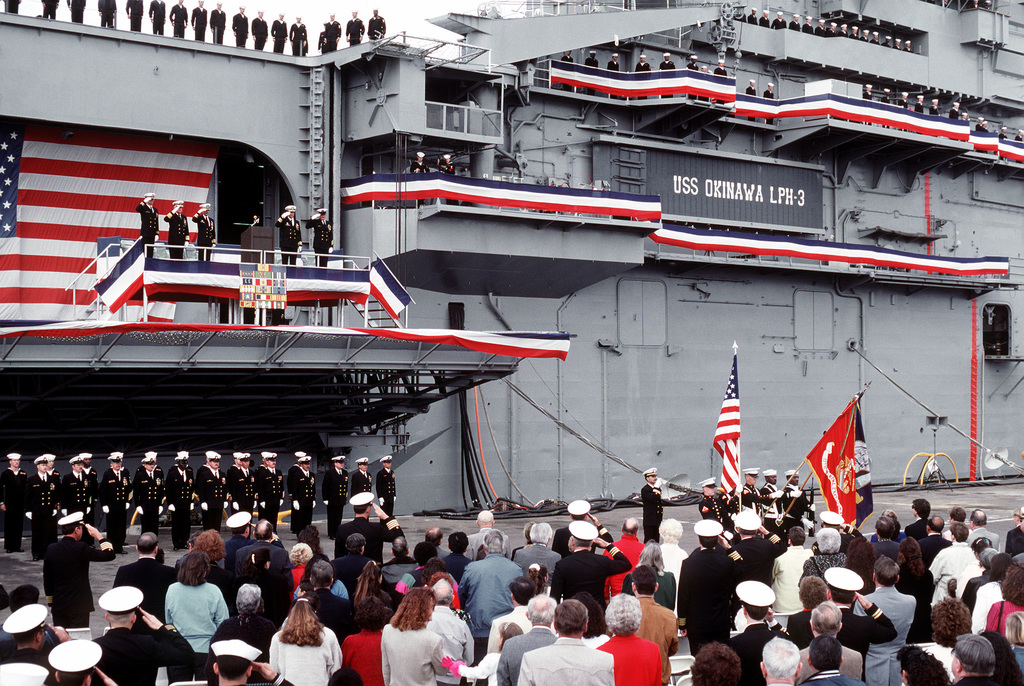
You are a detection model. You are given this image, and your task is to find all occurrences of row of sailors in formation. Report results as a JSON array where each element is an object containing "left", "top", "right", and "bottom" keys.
[
  {"left": 695, "top": 467, "right": 813, "bottom": 538},
  {"left": 561, "top": 50, "right": 731, "bottom": 78},
  {"left": 744, "top": 8, "right": 920, "bottom": 52},
  {"left": 859, "top": 88, "right": 1024, "bottom": 140},
  {"left": 0, "top": 451, "right": 396, "bottom": 558},
  {"left": 2, "top": 0, "right": 387, "bottom": 57}
]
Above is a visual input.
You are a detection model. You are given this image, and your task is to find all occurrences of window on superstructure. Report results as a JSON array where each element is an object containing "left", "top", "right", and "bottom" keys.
[{"left": 983, "top": 303, "right": 1010, "bottom": 357}]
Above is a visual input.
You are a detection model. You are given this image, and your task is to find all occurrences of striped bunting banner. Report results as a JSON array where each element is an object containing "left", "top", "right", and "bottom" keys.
[
  {"left": 549, "top": 61, "right": 737, "bottom": 101},
  {"left": 652, "top": 225, "right": 1010, "bottom": 277},
  {"left": 339, "top": 172, "right": 662, "bottom": 222}
]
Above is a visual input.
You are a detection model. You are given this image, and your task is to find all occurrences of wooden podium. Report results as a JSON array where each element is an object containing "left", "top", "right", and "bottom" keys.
[{"left": 241, "top": 225, "right": 275, "bottom": 264}]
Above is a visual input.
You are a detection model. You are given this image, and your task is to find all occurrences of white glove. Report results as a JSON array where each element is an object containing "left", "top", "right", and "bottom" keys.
[
  {"left": 770, "top": 491, "right": 784, "bottom": 500},
  {"left": 655, "top": 478, "right": 666, "bottom": 489},
  {"left": 292, "top": 501, "right": 300, "bottom": 510},
  {"left": 168, "top": 504, "right": 175, "bottom": 512},
  {"left": 232, "top": 502, "right": 239, "bottom": 511},
  {"left": 86, "top": 507, "right": 91, "bottom": 514},
  {"left": 323, "top": 501, "right": 329, "bottom": 506},
  {"left": 61, "top": 509, "right": 67, "bottom": 516},
  {"left": 102, "top": 506, "right": 109, "bottom": 514},
  {"left": 136, "top": 506, "right": 144, "bottom": 515},
  {"left": 125, "top": 502, "right": 131, "bottom": 511},
  {"left": 25, "top": 511, "right": 32, "bottom": 520},
  {"left": 53, "top": 509, "right": 59, "bottom": 517},
  {"left": 279, "top": 499, "right": 284, "bottom": 506},
  {"left": 190, "top": 503, "right": 194, "bottom": 511},
  {"left": 379, "top": 497, "right": 385, "bottom": 506},
  {"left": 223, "top": 501, "right": 229, "bottom": 509},
  {"left": 260, "top": 501, "right": 266, "bottom": 509},
  {"left": 158, "top": 506, "right": 164, "bottom": 515},
  {"left": 201, "top": 502, "right": 208, "bottom": 511}
]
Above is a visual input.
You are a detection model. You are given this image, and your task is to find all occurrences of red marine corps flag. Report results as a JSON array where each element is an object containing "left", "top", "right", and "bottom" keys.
[{"left": 805, "top": 395, "right": 864, "bottom": 523}]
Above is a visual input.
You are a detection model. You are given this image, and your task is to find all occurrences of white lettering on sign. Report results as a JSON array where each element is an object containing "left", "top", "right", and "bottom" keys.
[{"left": 672, "top": 175, "right": 806, "bottom": 207}]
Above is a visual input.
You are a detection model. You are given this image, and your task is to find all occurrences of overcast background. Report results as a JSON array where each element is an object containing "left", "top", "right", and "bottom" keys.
[{"left": 7, "top": 0, "right": 484, "bottom": 40}]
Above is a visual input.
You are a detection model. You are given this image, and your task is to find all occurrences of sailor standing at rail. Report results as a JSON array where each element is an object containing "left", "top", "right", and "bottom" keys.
[
  {"left": 276, "top": 205, "right": 301, "bottom": 266},
  {"left": 164, "top": 200, "right": 189, "bottom": 260},
  {"left": 306, "top": 208, "right": 333, "bottom": 267},
  {"left": 192, "top": 203, "right": 215, "bottom": 261},
  {"left": 137, "top": 193, "right": 159, "bottom": 256},
  {"left": 192, "top": 0, "right": 208, "bottom": 40},
  {"left": 271, "top": 13, "right": 287, "bottom": 53},
  {"left": 290, "top": 16, "right": 307, "bottom": 55},
  {"left": 210, "top": 2, "right": 226, "bottom": 43}
]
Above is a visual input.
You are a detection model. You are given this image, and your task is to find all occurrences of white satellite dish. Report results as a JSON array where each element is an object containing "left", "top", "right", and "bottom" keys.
[{"left": 984, "top": 447, "right": 1024, "bottom": 475}]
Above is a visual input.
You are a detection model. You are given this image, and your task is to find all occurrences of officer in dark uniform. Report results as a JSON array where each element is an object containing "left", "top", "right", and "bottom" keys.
[
  {"left": 93, "top": 586, "right": 195, "bottom": 686},
  {"left": 697, "top": 477, "right": 738, "bottom": 533},
  {"left": 251, "top": 10, "right": 268, "bottom": 49},
  {"left": 133, "top": 453, "right": 164, "bottom": 535},
  {"left": 437, "top": 154, "right": 455, "bottom": 174},
  {"left": 43, "top": 511, "right": 116, "bottom": 627},
  {"left": 210, "top": 2, "right": 226, "bottom": 43},
  {"left": 823, "top": 567, "right": 897, "bottom": 664},
  {"left": 126, "top": 0, "right": 144, "bottom": 30},
  {"left": 61, "top": 454, "right": 92, "bottom": 527},
  {"left": 640, "top": 467, "right": 664, "bottom": 543},
  {"left": 677, "top": 518, "right": 743, "bottom": 656},
  {"left": 227, "top": 452, "right": 257, "bottom": 515},
  {"left": 1, "top": 452, "right": 28, "bottom": 553},
  {"left": 549, "top": 519, "right": 631, "bottom": 606},
  {"left": 367, "top": 9, "right": 385, "bottom": 40},
  {"left": 195, "top": 450, "right": 226, "bottom": 531},
  {"left": 731, "top": 510, "right": 787, "bottom": 586},
  {"left": 818, "top": 510, "right": 857, "bottom": 554},
  {"left": 164, "top": 200, "right": 189, "bottom": 260},
  {"left": 271, "top": 13, "right": 287, "bottom": 53},
  {"left": 288, "top": 452, "right": 316, "bottom": 534},
  {"left": 26, "top": 454, "right": 60, "bottom": 560},
  {"left": 319, "top": 14, "right": 339, "bottom": 53},
  {"left": 276, "top": 205, "right": 300, "bottom": 266},
  {"left": 149, "top": 0, "right": 166, "bottom": 35},
  {"left": 552, "top": 499, "right": 591, "bottom": 557},
  {"left": 99, "top": 452, "right": 132, "bottom": 554},
  {"left": 778, "top": 469, "right": 809, "bottom": 535},
  {"left": 232, "top": 6, "right": 248, "bottom": 47},
  {"left": 322, "top": 455, "right": 349, "bottom": 539},
  {"left": 165, "top": 451, "right": 194, "bottom": 550},
  {"left": 169, "top": 0, "right": 187, "bottom": 37},
  {"left": 306, "top": 208, "right": 332, "bottom": 267},
  {"left": 290, "top": 17, "right": 307, "bottom": 56},
  {"left": 334, "top": 491, "right": 403, "bottom": 562},
  {"left": 256, "top": 451, "right": 284, "bottom": 531},
  {"left": 727, "top": 581, "right": 789, "bottom": 681},
  {"left": 191, "top": 203, "right": 215, "bottom": 261},
  {"left": 375, "top": 455, "right": 396, "bottom": 517},
  {"left": 345, "top": 11, "right": 364, "bottom": 46},
  {"left": 41, "top": 0, "right": 58, "bottom": 19},
  {"left": 136, "top": 193, "right": 159, "bottom": 256},
  {"left": 191, "top": 0, "right": 208, "bottom": 40},
  {"left": 410, "top": 152, "right": 429, "bottom": 173},
  {"left": 80, "top": 454, "right": 99, "bottom": 530},
  {"left": 350, "top": 456, "right": 372, "bottom": 494},
  {"left": 758, "top": 469, "right": 785, "bottom": 537},
  {"left": 740, "top": 468, "right": 769, "bottom": 515},
  {"left": 69, "top": 0, "right": 86, "bottom": 23}
]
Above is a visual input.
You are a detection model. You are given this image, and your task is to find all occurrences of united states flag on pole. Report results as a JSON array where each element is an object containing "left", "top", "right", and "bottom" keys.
[
  {"left": 714, "top": 344, "right": 741, "bottom": 493},
  {"left": 0, "top": 120, "right": 218, "bottom": 320}
]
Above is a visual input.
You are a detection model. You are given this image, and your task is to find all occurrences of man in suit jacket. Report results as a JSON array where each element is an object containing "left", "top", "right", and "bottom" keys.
[
  {"left": 518, "top": 599, "right": 614, "bottom": 686},
  {"left": 513, "top": 522, "right": 561, "bottom": 575},
  {"left": 905, "top": 499, "right": 931, "bottom": 540},
  {"left": 234, "top": 519, "right": 292, "bottom": 577},
  {"left": 795, "top": 601, "right": 863, "bottom": 685},
  {"left": 466, "top": 510, "right": 511, "bottom": 560},
  {"left": 856, "top": 558, "right": 915, "bottom": 686},
  {"left": 333, "top": 533, "right": 373, "bottom": 598},
  {"left": 495, "top": 595, "right": 557, "bottom": 686},
  {"left": 310, "top": 560, "right": 353, "bottom": 640},
  {"left": 804, "top": 636, "right": 865, "bottom": 685},
  {"left": 822, "top": 568, "right": 897, "bottom": 677},
  {"left": 112, "top": 532, "right": 178, "bottom": 625},
  {"left": 918, "top": 516, "right": 951, "bottom": 567}
]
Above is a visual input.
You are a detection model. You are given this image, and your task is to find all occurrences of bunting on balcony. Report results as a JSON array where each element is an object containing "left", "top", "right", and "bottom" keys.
[{"left": 549, "top": 61, "right": 737, "bottom": 101}]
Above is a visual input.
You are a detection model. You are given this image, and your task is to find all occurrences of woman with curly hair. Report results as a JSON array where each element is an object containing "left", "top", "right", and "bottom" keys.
[
  {"left": 843, "top": 536, "right": 876, "bottom": 594},
  {"left": 353, "top": 559, "right": 392, "bottom": 608},
  {"left": 801, "top": 528, "right": 845, "bottom": 581},
  {"left": 341, "top": 596, "right": 393, "bottom": 686},
  {"left": 989, "top": 565, "right": 1024, "bottom": 633},
  {"left": 271, "top": 597, "right": 343, "bottom": 686},
  {"left": 290, "top": 542, "right": 313, "bottom": 590},
  {"left": 193, "top": 528, "right": 235, "bottom": 609},
  {"left": 896, "top": 536, "right": 934, "bottom": 643},
  {"left": 239, "top": 545, "right": 293, "bottom": 628},
  {"left": 691, "top": 641, "right": 742, "bottom": 686},
  {"left": 897, "top": 645, "right": 950, "bottom": 686},
  {"left": 981, "top": 630, "right": 1024, "bottom": 686},
  {"left": 925, "top": 597, "right": 972, "bottom": 678},
  {"left": 381, "top": 587, "right": 446, "bottom": 686}
]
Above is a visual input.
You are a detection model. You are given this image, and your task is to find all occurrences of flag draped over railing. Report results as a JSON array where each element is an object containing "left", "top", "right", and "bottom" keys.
[{"left": 714, "top": 344, "right": 741, "bottom": 494}]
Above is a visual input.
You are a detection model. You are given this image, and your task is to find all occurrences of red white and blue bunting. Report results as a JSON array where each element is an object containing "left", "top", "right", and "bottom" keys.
[
  {"left": 652, "top": 225, "right": 1010, "bottom": 277},
  {"left": 550, "top": 61, "right": 736, "bottom": 101}
]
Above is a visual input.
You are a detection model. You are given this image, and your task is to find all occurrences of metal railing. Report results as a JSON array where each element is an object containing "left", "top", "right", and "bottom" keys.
[
  {"left": 425, "top": 101, "right": 503, "bottom": 138},
  {"left": 477, "top": 0, "right": 629, "bottom": 19}
]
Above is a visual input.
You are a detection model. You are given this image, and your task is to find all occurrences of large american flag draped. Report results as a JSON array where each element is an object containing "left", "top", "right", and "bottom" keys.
[
  {"left": 0, "top": 120, "right": 218, "bottom": 320},
  {"left": 714, "top": 345, "right": 741, "bottom": 493}
]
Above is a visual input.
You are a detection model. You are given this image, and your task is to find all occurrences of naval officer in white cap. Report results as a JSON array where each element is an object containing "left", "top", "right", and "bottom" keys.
[
  {"left": 728, "top": 580, "right": 787, "bottom": 678},
  {"left": 549, "top": 518, "right": 631, "bottom": 605},
  {"left": 822, "top": 566, "right": 897, "bottom": 668},
  {"left": 640, "top": 467, "right": 665, "bottom": 543},
  {"left": 551, "top": 499, "right": 594, "bottom": 558},
  {"left": 676, "top": 518, "right": 743, "bottom": 655},
  {"left": 350, "top": 456, "right": 373, "bottom": 494},
  {"left": 331, "top": 491, "right": 403, "bottom": 563},
  {"left": 287, "top": 452, "right": 315, "bottom": 534},
  {"left": 48, "top": 639, "right": 105, "bottom": 686},
  {"left": 697, "top": 477, "right": 738, "bottom": 533},
  {"left": 212, "top": 639, "right": 293, "bottom": 686},
  {"left": 1, "top": 604, "right": 51, "bottom": 672},
  {"left": 43, "top": 511, "right": 115, "bottom": 628}
]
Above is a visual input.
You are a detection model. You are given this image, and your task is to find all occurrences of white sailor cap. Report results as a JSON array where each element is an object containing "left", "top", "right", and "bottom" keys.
[
  {"left": 141, "top": 454, "right": 157, "bottom": 464},
  {"left": 872, "top": 31, "right": 879, "bottom": 36},
  {"left": 830, "top": 22, "right": 837, "bottom": 27},
  {"left": 173, "top": 200, "right": 185, "bottom": 207},
  {"left": 768, "top": 83, "right": 774, "bottom": 88},
  {"left": 749, "top": 79, "right": 756, "bottom": 85},
  {"left": 785, "top": 469, "right": 797, "bottom": 477},
  {"left": 819, "top": 510, "right": 844, "bottom": 526},
  {"left": 33, "top": 455, "right": 49, "bottom": 465},
  {"left": 0, "top": 663, "right": 49, "bottom": 686},
  {"left": 901, "top": 91, "right": 909, "bottom": 97},
  {"left": 239, "top": 452, "right": 251, "bottom": 460},
  {"left": 698, "top": 477, "right": 716, "bottom": 488},
  {"left": 864, "top": 85, "right": 873, "bottom": 90},
  {"left": 296, "top": 452, "right": 311, "bottom": 463},
  {"left": 226, "top": 511, "right": 252, "bottom": 529},
  {"left": 350, "top": 491, "right": 374, "bottom": 507},
  {"left": 840, "top": 23, "right": 847, "bottom": 28},
  {"left": 736, "top": 580, "right": 776, "bottom": 607},
  {"left": 416, "top": 152, "right": 425, "bottom": 158},
  {"left": 824, "top": 566, "right": 864, "bottom": 592},
  {"left": 743, "top": 468, "right": 759, "bottom": 476},
  {"left": 735, "top": 510, "right": 761, "bottom": 531},
  {"left": 69, "top": 454, "right": 85, "bottom": 464},
  {"left": 356, "top": 457, "right": 369, "bottom": 464},
  {"left": 693, "top": 519, "right": 724, "bottom": 537},
  {"left": 443, "top": 154, "right": 451, "bottom": 160},
  {"left": 108, "top": 452, "right": 123, "bottom": 461},
  {"left": 315, "top": 207, "right": 327, "bottom": 214},
  {"left": 331, "top": 455, "right": 344, "bottom": 462},
  {"left": 612, "top": 53, "right": 618, "bottom": 57},
  {"left": 6, "top": 452, "right": 20, "bottom": 460},
  {"left": 206, "top": 451, "right": 221, "bottom": 460},
  {"left": 98, "top": 586, "right": 144, "bottom": 614},
  {"left": 762, "top": 9, "right": 769, "bottom": 13},
  {"left": 199, "top": 203, "right": 211, "bottom": 210},
  {"left": 1, "top": 604, "right": 47, "bottom": 634},
  {"left": 232, "top": 452, "right": 245, "bottom": 459},
  {"left": 58, "top": 511, "right": 84, "bottom": 526},
  {"left": 175, "top": 451, "right": 189, "bottom": 460},
  {"left": 261, "top": 452, "right": 277, "bottom": 460},
  {"left": 568, "top": 520, "right": 599, "bottom": 542},
  {"left": 589, "top": 50, "right": 596, "bottom": 54},
  {"left": 567, "top": 499, "right": 591, "bottom": 516},
  {"left": 285, "top": 205, "right": 297, "bottom": 212},
  {"left": 643, "top": 467, "right": 657, "bottom": 477},
  {"left": 48, "top": 640, "right": 102, "bottom": 674},
  {"left": 718, "top": 58, "right": 725, "bottom": 63},
  {"left": 819, "top": 18, "right": 825, "bottom": 23},
  {"left": 380, "top": 455, "right": 392, "bottom": 463},
  {"left": 895, "top": 38, "right": 902, "bottom": 42},
  {"left": 143, "top": 193, "right": 156, "bottom": 200},
  {"left": 763, "top": 469, "right": 777, "bottom": 477},
  {"left": 777, "top": 10, "right": 783, "bottom": 15},
  {"left": 211, "top": 639, "right": 262, "bottom": 662},
  {"left": 639, "top": 54, "right": 646, "bottom": 59}
]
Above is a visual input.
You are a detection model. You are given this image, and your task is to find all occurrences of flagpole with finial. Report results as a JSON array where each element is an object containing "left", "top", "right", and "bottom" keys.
[{"left": 734, "top": 340, "right": 741, "bottom": 511}]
